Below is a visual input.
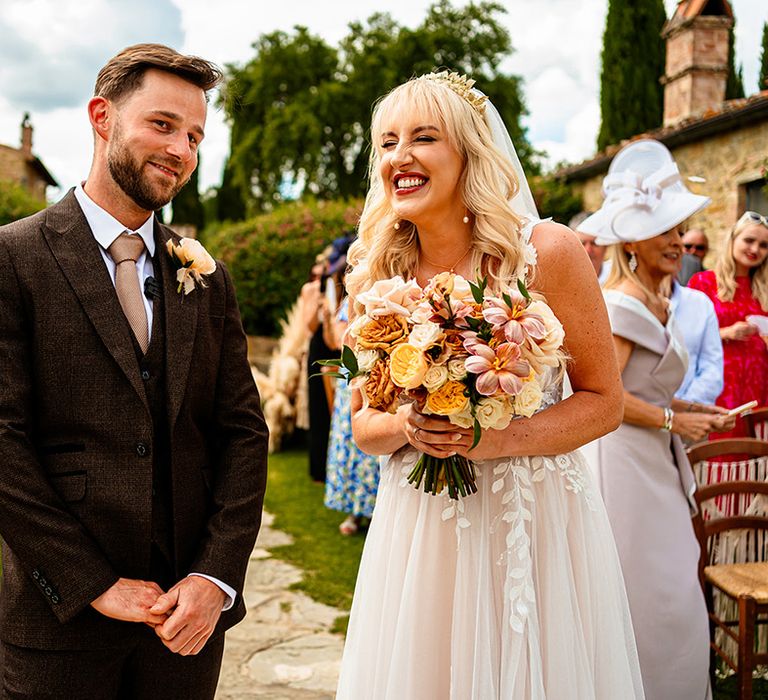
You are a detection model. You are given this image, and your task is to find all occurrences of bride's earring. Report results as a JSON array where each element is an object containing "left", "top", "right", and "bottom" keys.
[
  {"left": 462, "top": 213, "right": 470, "bottom": 224},
  {"left": 394, "top": 221, "right": 401, "bottom": 230},
  {"left": 629, "top": 251, "right": 638, "bottom": 273}
]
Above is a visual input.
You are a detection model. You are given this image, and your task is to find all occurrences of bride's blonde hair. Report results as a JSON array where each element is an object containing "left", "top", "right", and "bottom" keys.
[{"left": 346, "top": 76, "right": 529, "bottom": 309}]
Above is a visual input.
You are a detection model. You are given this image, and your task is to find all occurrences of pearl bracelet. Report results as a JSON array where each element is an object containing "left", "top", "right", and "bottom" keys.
[{"left": 661, "top": 407, "right": 674, "bottom": 432}]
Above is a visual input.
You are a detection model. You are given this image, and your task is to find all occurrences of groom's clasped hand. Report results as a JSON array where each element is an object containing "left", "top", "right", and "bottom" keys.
[{"left": 91, "top": 576, "right": 227, "bottom": 655}]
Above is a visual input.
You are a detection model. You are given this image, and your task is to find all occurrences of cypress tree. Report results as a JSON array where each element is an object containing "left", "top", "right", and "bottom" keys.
[
  {"left": 597, "top": 0, "right": 668, "bottom": 151},
  {"left": 760, "top": 22, "right": 768, "bottom": 92},
  {"left": 725, "top": 23, "right": 745, "bottom": 99},
  {"left": 171, "top": 162, "right": 205, "bottom": 231}
]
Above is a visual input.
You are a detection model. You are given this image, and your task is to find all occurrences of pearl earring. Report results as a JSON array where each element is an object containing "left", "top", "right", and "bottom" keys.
[
  {"left": 394, "top": 221, "right": 400, "bottom": 230},
  {"left": 462, "top": 214, "right": 470, "bottom": 224},
  {"left": 629, "top": 251, "right": 638, "bottom": 273}
]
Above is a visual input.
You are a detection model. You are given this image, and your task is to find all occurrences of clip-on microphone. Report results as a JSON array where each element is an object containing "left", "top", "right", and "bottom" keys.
[{"left": 144, "top": 276, "right": 161, "bottom": 301}]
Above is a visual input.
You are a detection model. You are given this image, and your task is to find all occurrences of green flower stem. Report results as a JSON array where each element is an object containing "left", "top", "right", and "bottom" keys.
[{"left": 406, "top": 453, "right": 478, "bottom": 501}]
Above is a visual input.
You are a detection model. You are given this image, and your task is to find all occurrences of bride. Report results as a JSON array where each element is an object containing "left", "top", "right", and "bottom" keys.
[{"left": 336, "top": 72, "right": 644, "bottom": 699}]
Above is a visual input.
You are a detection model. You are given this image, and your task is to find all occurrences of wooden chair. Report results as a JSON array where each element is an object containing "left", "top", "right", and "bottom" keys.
[
  {"left": 689, "top": 438, "right": 768, "bottom": 698},
  {"left": 745, "top": 408, "right": 768, "bottom": 440}
]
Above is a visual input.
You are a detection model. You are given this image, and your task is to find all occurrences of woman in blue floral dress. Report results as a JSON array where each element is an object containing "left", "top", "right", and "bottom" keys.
[{"left": 325, "top": 297, "right": 380, "bottom": 534}]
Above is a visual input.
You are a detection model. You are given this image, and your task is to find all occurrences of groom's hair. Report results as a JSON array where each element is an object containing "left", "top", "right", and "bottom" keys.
[{"left": 94, "top": 44, "right": 223, "bottom": 103}]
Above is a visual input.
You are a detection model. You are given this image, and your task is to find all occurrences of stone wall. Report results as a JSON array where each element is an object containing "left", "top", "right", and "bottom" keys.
[{"left": 571, "top": 119, "right": 768, "bottom": 265}]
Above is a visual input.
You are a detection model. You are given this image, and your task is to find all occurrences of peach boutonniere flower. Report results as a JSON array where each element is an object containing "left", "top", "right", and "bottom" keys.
[{"left": 166, "top": 238, "right": 216, "bottom": 295}]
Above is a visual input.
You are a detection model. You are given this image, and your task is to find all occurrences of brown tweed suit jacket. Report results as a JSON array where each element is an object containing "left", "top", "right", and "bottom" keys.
[{"left": 0, "top": 190, "right": 268, "bottom": 650}]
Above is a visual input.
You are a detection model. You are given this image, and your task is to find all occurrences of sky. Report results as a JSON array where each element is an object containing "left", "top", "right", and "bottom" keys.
[{"left": 0, "top": 0, "right": 765, "bottom": 199}]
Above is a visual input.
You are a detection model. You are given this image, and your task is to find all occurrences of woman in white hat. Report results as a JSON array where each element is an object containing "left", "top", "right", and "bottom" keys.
[{"left": 579, "top": 139, "right": 734, "bottom": 700}]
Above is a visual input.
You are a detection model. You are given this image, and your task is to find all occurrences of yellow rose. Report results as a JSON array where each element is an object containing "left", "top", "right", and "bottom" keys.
[
  {"left": 389, "top": 343, "right": 429, "bottom": 389},
  {"left": 364, "top": 360, "right": 399, "bottom": 413},
  {"left": 357, "top": 314, "right": 409, "bottom": 351},
  {"left": 426, "top": 380, "right": 469, "bottom": 416}
]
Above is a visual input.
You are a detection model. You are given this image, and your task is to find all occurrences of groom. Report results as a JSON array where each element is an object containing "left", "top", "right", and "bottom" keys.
[{"left": 0, "top": 44, "right": 268, "bottom": 697}]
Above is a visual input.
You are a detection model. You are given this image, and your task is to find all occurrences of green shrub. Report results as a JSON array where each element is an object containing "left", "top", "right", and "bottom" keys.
[
  {"left": 203, "top": 198, "right": 363, "bottom": 337},
  {"left": 530, "top": 175, "right": 583, "bottom": 227},
  {"left": 0, "top": 180, "right": 46, "bottom": 226}
]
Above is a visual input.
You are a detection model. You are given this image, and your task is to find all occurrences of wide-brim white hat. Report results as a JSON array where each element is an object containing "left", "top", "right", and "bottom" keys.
[{"left": 578, "top": 139, "right": 710, "bottom": 245}]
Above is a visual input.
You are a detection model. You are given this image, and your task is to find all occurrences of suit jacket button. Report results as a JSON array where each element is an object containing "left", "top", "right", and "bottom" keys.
[
  {"left": 39, "top": 577, "right": 47, "bottom": 587},
  {"left": 141, "top": 369, "right": 151, "bottom": 381},
  {"left": 32, "top": 570, "right": 40, "bottom": 580},
  {"left": 51, "top": 595, "right": 60, "bottom": 605},
  {"left": 45, "top": 586, "right": 52, "bottom": 596},
  {"left": 136, "top": 443, "right": 148, "bottom": 457}
]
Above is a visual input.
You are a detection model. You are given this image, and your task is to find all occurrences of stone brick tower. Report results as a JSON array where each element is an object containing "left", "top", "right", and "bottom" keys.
[{"left": 661, "top": 0, "right": 734, "bottom": 127}]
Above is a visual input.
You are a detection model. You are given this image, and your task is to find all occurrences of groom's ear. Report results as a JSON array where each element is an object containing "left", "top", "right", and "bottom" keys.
[{"left": 88, "top": 96, "right": 111, "bottom": 141}]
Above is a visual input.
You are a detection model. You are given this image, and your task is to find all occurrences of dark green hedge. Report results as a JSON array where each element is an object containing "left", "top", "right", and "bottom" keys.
[{"left": 203, "top": 199, "right": 363, "bottom": 337}]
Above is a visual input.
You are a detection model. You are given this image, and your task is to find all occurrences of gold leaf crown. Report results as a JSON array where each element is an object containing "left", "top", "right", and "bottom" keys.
[{"left": 420, "top": 71, "right": 488, "bottom": 114}]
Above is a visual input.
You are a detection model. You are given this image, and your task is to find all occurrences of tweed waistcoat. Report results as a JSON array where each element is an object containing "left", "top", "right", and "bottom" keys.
[{"left": 127, "top": 260, "right": 174, "bottom": 573}]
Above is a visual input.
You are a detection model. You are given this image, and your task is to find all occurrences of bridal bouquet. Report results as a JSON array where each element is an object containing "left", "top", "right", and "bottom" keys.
[{"left": 326, "top": 272, "right": 565, "bottom": 500}]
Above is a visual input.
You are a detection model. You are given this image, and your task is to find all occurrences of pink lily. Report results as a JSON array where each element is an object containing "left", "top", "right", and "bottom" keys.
[
  {"left": 483, "top": 294, "right": 547, "bottom": 345},
  {"left": 464, "top": 341, "right": 531, "bottom": 396}
]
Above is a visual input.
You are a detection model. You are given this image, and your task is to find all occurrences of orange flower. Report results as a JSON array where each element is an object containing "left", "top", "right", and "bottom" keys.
[
  {"left": 364, "top": 360, "right": 399, "bottom": 412},
  {"left": 357, "top": 315, "right": 409, "bottom": 351},
  {"left": 426, "top": 380, "right": 469, "bottom": 416}
]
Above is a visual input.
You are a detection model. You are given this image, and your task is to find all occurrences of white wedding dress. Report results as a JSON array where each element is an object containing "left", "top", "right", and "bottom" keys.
[{"left": 336, "top": 375, "right": 645, "bottom": 699}]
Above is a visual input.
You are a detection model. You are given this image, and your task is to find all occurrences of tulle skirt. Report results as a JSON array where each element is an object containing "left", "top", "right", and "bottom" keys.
[{"left": 336, "top": 447, "right": 644, "bottom": 699}]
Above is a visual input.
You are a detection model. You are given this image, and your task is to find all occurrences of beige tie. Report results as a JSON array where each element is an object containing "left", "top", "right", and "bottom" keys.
[{"left": 108, "top": 232, "right": 149, "bottom": 353}]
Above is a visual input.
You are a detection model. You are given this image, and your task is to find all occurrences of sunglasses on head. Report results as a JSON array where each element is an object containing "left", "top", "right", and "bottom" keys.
[
  {"left": 746, "top": 211, "right": 768, "bottom": 227},
  {"left": 684, "top": 243, "right": 707, "bottom": 252}
]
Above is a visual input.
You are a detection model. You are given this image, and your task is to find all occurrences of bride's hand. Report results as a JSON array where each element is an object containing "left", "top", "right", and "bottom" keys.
[{"left": 401, "top": 404, "right": 472, "bottom": 459}]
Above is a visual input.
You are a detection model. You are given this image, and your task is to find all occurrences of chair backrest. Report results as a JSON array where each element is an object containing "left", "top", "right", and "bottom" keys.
[
  {"left": 692, "top": 480, "right": 768, "bottom": 586},
  {"left": 744, "top": 408, "right": 768, "bottom": 440},
  {"left": 687, "top": 438, "right": 768, "bottom": 465}
]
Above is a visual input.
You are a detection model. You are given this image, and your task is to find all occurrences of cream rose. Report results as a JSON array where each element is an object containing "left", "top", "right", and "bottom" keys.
[
  {"left": 356, "top": 276, "right": 422, "bottom": 318},
  {"left": 514, "top": 380, "right": 543, "bottom": 418},
  {"left": 409, "top": 322, "right": 443, "bottom": 350},
  {"left": 447, "top": 357, "right": 468, "bottom": 381},
  {"left": 449, "top": 275, "right": 474, "bottom": 304},
  {"left": 389, "top": 343, "right": 429, "bottom": 389},
  {"left": 476, "top": 395, "right": 513, "bottom": 430},
  {"left": 448, "top": 401, "right": 474, "bottom": 429},
  {"left": 356, "top": 348, "right": 380, "bottom": 373},
  {"left": 348, "top": 313, "right": 371, "bottom": 338},
  {"left": 422, "top": 363, "right": 449, "bottom": 392}
]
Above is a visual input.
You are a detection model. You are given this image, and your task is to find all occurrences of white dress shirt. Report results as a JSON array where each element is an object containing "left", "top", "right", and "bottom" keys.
[
  {"left": 74, "top": 184, "right": 235, "bottom": 610},
  {"left": 670, "top": 280, "right": 724, "bottom": 405}
]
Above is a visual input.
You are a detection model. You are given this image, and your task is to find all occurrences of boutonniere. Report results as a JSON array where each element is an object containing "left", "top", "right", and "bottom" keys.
[{"left": 166, "top": 238, "right": 217, "bottom": 295}]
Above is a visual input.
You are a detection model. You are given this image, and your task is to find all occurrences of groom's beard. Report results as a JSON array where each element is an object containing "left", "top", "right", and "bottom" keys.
[{"left": 107, "top": 131, "right": 190, "bottom": 212}]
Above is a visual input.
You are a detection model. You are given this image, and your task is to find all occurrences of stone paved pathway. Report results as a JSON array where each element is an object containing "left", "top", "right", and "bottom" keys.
[{"left": 215, "top": 513, "right": 345, "bottom": 699}]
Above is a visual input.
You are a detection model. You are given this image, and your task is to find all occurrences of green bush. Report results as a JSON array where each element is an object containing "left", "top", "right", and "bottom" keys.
[
  {"left": 0, "top": 180, "right": 46, "bottom": 226},
  {"left": 530, "top": 175, "right": 583, "bottom": 227},
  {"left": 203, "top": 198, "right": 363, "bottom": 337}
]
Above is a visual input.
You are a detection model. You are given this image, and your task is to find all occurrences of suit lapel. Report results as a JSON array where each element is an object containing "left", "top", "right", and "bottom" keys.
[
  {"left": 42, "top": 191, "right": 149, "bottom": 413},
  {"left": 155, "top": 224, "right": 198, "bottom": 430}
]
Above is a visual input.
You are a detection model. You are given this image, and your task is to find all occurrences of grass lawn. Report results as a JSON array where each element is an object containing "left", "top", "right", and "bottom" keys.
[
  {"left": 263, "top": 448, "right": 365, "bottom": 633},
  {"left": 262, "top": 449, "right": 768, "bottom": 694}
]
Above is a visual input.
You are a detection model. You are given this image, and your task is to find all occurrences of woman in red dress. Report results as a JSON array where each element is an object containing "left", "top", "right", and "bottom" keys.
[{"left": 688, "top": 211, "right": 768, "bottom": 438}]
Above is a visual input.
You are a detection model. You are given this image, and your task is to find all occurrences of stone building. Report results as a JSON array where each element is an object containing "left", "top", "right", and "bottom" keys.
[
  {"left": 0, "top": 113, "right": 57, "bottom": 201},
  {"left": 559, "top": 0, "right": 768, "bottom": 254}
]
